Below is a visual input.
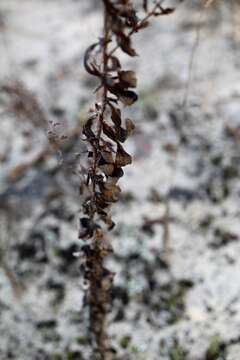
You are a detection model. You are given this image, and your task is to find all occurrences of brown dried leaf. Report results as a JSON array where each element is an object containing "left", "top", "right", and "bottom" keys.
[
  {"left": 105, "top": 176, "right": 119, "bottom": 188},
  {"left": 100, "top": 164, "right": 115, "bottom": 176},
  {"left": 103, "top": 120, "right": 130, "bottom": 143},
  {"left": 108, "top": 56, "right": 121, "bottom": 71},
  {"left": 101, "top": 184, "right": 121, "bottom": 203},
  {"left": 117, "top": 33, "right": 137, "bottom": 57},
  {"left": 101, "top": 150, "right": 114, "bottom": 163},
  {"left": 155, "top": 6, "right": 175, "bottom": 16},
  {"left": 107, "top": 219, "right": 115, "bottom": 230},
  {"left": 116, "top": 127, "right": 128, "bottom": 143},
  {"left": 103, "top": 122, "right": 117, "bottom": 142},
  {"left": 112, "top": 166, "right": 124, "bottom": 178},
  {"left": 118, "top": 89, "right": 138, "bottom": 106},
  {"left": 83, "top": 117, "right": 96, "bottom": 141},
  {"left": 118, "top": 6, "right": 138, "bottom": 27},
  {"left": 98, "top": 156, "right": 115, "bottom": 175},
  {"left": 125, "top": 118, "right": 135, "bottom": 137},
  {"left": 83, "top": 42, "right": 101, "bottom": 77},
  {"left": 78, "top": 217, "right": 95, "bottom": 239},
  {"left": 119, "top": 70, "right": 137, "bottom": 88},
  {"left": 110, "top": 105, "right": 122, "bottom": 127},
  {"left": 96, "top": 195, "right": 109, "bottom": 210},
  {"left": 115, "top": 143, "right": 132, "bottom": 167}
]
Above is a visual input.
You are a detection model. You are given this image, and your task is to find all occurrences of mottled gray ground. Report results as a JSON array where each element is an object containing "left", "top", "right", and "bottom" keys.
[{"left": 1, "top": 0, "right": 240, "bottom": 359}]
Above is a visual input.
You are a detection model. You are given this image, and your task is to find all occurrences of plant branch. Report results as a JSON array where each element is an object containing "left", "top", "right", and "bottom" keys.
[{"left": 108, "top": 0, "right": 165, "bottom": 57}]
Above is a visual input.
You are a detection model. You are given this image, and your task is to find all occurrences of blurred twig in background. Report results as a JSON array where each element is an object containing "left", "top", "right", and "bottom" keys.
[
  {"left": 0, "top": 82, "right": 47, "bottom": 129},
  {"left": 0, "top": 213, "right": 25, "bottom": 299},
  {"left": 162, "top": 199, "right": 171, "bottom": 267},
  {"left": 204, "top": 0, "right": 216, "bottom": 8}
]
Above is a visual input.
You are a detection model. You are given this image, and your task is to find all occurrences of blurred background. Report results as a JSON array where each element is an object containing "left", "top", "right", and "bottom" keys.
[{"left": 1, "top": 0, "right": 240, "bottom": 359}]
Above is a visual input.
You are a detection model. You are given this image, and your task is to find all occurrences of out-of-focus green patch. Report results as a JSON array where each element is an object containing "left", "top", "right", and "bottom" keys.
[
  {"left": 160, "top": 338, "right": 187, "bottom": 360},
  {"left": 77, "top": 336, "right": 89, "bottom": 345},
  {"left": 131, "top": 345, "right": 139, "bottom": 354},
  {"left": 53, "top": 354, "right": 62, "bottom": 360},
  {"left": 119, "top": 335, "right": 132, "bottom": 349},
  {"left": 169, "top": 346, "right": 187, "bottom": 360},
  {"left": 42, "top": 329, "right": 61, "bottom": 343},
  {"left": 66, "top": 351, "right": 83, "bottom": 360},
  {"left": 206, "top": 335, "right": 226, "bottom": 360},
  {"left": 138, "top": 89, "right": 159, "bottom": 122},
  {"left": 150, "top": 281, "right": 191, "bottom": 326}
]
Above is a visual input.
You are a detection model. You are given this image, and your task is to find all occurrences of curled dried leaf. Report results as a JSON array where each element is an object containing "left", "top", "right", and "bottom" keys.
[
  {"left": 118, "top": 6, "right": 138, "bottom": 27},
  {"left": 103, "top": 122, "right": 117, "bottom": 142},
  {"left": 116, "top": 126, "right": 128, "bottom": 143},
  {"left": 110, "top": 105, "right": 122, "bottom": 127},
  {"left": 84, "top": 42, "right": 101, "bottom": 77},
  {"left": 98, "top": 156, "right": 115, "bottom": 176},
  {"left": 117, "top": 33, "right": 137, "bottom": 57},
  {"left": 101, "top": 150, "right": 114, "bottom": 163},
  {"left": 95, "top": 233, "right": 114, "bottom": 257},
  {"left": 115, "top": 143, "right": 132, "bottom": 167},
  {"left": 118, "top": 89, "right": 138, "bottom": 106},
  {"left": 154, "top": 6, "right": 175, "bottom": 16},
  {"left": 99, "top": 209, "right": 115, "bottom": 230},
  {"left": 96, "top": 195, "right": 110, "bottom": 212},
  {"left": 105, "top": 176, "right": 119, "bottom": 188},
  {"left": 107, "top": 219, "right": 115, "bottom": 230},
  {"left": 101, "top": 184, "right": 121, "bottom": 203},
  {"left": 78, "top": 217, "right": 96, "bottom": 239},
  {"left": 107, "top": 56, "right": 121, "bottom": 71},
  {"left": 112, "top": 166, "right": 124, "bottom": 178},
  {"left": 125, "top": 118, "right": 135, "bottom": 137},
  {"left": 83, "top": 117, "right": 96, "bottom": 141},
  {"left": 119, "top": 70, "right": 137, "bottom": 88},
  {"left": 100, "top": 163, "right": 115, "bottom": 176},
  {"left": 82, "top": 245, "right": 94, "bottom": 258}
]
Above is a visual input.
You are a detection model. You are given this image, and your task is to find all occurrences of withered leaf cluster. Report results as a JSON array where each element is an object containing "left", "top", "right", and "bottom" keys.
[
  {"left": 81, "top": 1, "right": 174, "bottom": 241},
  {"left": 81, "top": 0, "right": 141, "bottom": 237}
]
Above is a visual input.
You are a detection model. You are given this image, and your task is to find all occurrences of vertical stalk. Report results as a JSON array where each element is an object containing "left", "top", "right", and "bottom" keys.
[
  {"left": 81, "top": 2, "right": 175, "bottom": 358},
  {"left": 91, "top": 3, "right": 109, "bottom": 217},
  {"left": 89, "top": 231, "right": 112, "bottom": 360},
  {"left": 88, "top": 4, "right": 112, "bottom": 360}
]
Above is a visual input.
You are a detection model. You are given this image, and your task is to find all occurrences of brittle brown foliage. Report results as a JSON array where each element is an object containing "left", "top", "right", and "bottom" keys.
[{"left": 79, "top": 1, "right": 174, "bottom": 358}]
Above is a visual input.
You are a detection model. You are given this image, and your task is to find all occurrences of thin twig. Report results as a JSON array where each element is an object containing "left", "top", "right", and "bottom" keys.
[
  {"left": 108, "top": 0, "right": 165, "bottom": 57},
  {"left": 162, "top": 199, "right": 171, "bottom": 267},
  {"left": 182, "top": 7, "right": 204, "bottom": 111}
]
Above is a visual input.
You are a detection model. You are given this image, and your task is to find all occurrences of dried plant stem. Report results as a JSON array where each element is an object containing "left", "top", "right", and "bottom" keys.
[
  {"left": 88, "top": 6, "right": 112, "bottom": 359},
  {"left": 80, "top": 1, "right": 175, "bottom": 358},
  {"left": 92, "top": 9, "right": 109, "bottom": 213},
  {"left": 89, "top": 234, "right": 113, "bottom": 360}
]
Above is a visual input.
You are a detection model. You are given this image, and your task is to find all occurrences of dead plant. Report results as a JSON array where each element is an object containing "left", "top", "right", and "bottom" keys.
[{"left": 79, "top": 1, "right": 175, "bottom": 358}]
